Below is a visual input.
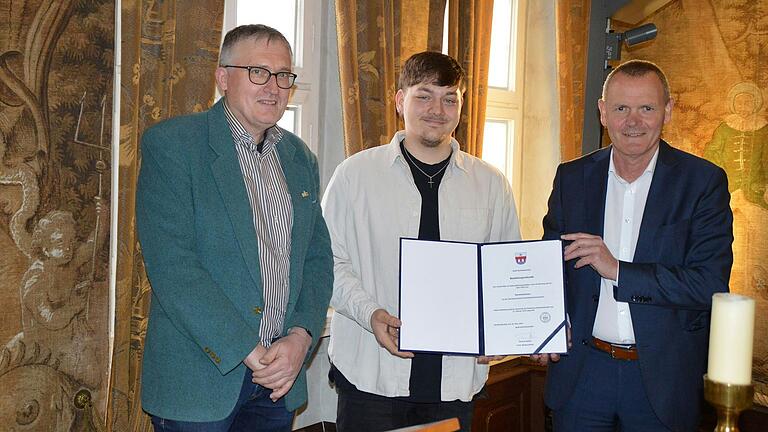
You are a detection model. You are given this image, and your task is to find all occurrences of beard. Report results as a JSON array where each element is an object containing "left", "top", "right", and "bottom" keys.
[
  {"left": 419, "top": 128, "right": 450, "bottom": 148},
  {"left": 420, "top": 136, "right": 445, "bottom": 148}
]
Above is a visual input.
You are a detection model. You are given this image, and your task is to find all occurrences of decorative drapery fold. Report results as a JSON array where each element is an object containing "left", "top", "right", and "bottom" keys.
[
  {"left": 447, "top": 0, "right": 493, "bottom": 157},
  {"left": 107, "top": 1, "right": 224, "bottom": 430},
  {"left": 335, "top": 0, "right": 492, "bottom": 158},
  {"left": 555, "top": 0, "right": 590, "bottom": 162},
  {"left": 335, "top": 0, "right": 399, "bottom": 156}
]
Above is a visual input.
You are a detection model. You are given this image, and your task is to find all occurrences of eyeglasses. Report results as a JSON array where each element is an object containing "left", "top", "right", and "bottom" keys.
[{"left": 222, "top": 65, "right": 297, "bottom": 89}]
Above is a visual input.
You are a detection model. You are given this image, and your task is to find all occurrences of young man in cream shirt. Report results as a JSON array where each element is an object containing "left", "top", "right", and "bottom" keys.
[{"left": 322, "top": 51, "right": 521, "bottom": 432}]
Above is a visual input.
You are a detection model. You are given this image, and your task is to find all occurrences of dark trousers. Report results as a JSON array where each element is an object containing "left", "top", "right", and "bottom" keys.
[
  {"left": 335, "top": 381, "right": 474, "bottom": 432},
  {"left": 552, "top": 346, "right": 671, "bottom": 432},
  {"left": 150, "top": 369, "right": 293, "bottom": 432}
]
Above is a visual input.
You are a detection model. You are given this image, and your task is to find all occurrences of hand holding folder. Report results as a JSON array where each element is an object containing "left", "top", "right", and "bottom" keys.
[{"left": 371, "top": 308, "right": 414, "bottom": 358}]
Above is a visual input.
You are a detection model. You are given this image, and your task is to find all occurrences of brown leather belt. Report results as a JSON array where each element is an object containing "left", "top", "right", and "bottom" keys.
[{"left": 591, "top": 337, "right": 638, "bottom": 360}]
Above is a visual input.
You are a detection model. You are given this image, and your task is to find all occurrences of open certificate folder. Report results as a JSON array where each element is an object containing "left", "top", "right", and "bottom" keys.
[{"left": 398, "top": 238, "right": 568, "bottom": 356}]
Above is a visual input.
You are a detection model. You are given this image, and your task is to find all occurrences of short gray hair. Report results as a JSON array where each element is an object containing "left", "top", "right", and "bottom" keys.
[
  {"left": 219, "top": 24, "right": 292, "bottom": 65},
  {"left": 603, "top": 59, "right": 671, "bottom": 102}
]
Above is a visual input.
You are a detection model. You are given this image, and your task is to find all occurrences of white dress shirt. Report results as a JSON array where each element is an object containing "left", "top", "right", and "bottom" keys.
[
  {"left": 321, "top": 131, "right": 521, "bottom": 401},
  {"left": 592, "top": 148, "right": 659, "bottom": 345}
]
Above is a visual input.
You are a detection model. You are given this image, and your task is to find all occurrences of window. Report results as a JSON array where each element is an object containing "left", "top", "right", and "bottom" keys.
[
  {"left": 482, "top": 120, "right": 511, "bottom": 174},
  {"left": 483, "top": 0, "right": 525, "bottom": 196},
  {"left": 222, "top": 0, "right": 320, "bottom": 152},
  {"left": 277, "top": 106, "right": 298, "bottom": 134},
  {"left": 441, "top": 0, "right": 526, "bottom": 199},
  {"left": 488, "top": 0, "right": 515, "bottom": 90}
]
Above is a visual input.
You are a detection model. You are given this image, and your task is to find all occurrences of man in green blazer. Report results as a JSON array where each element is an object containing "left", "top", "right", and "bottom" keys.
[{"left": 136, "top": 24, "right": 333, "bottom": 431}]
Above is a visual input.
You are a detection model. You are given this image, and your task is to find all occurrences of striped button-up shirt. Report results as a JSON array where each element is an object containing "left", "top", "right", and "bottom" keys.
[{"left": 223, "top": 101, "right": 293, "bottom": 347}]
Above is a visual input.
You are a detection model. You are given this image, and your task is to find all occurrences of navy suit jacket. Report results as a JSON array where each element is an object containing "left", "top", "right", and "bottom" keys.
[{"left": 542, "top": 141, "right": 733, "bottom": 432}]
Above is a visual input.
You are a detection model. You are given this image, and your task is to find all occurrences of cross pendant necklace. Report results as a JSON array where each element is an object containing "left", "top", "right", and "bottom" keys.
[{"left": 402, "top": 146, "right": 451, "bottom": 189}]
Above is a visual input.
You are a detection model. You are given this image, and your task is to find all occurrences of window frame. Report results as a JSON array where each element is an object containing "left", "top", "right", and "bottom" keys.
[{"left": 483, "top": 0, "right": 527, "bottom": 204}]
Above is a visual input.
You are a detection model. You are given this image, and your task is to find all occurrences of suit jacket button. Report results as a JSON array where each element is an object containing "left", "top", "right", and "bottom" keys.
[
  {"left": 204, "top": 347, "right": 211, "bottom": 353},
  {"left": 581, "top": 339, "right": 588, "bottom": 346},
  {"left": 253, "top": 306, "right": 263, "bottom": 315}
]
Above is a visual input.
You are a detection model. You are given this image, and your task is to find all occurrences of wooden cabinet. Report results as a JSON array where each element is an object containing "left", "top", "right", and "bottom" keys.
[{"left": 472, "top": 358, "right": 547, "bottom": 432}]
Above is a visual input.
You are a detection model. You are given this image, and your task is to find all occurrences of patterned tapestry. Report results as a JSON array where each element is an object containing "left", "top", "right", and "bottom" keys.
[
  {"left": 0, "top": 0, "right": 114, "bottom": 430},
  {"left": 621, "top": 0, "right": 768, "bottom": 406}
]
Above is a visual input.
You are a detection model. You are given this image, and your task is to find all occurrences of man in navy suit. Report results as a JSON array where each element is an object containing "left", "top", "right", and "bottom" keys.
[{"left": 537, "top": 60, "right": 733, "bottom": 431}]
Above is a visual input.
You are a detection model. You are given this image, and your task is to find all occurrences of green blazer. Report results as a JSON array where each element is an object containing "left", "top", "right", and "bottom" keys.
[{"left": 136, "top": 100, "right": 333, "bottom": 421}]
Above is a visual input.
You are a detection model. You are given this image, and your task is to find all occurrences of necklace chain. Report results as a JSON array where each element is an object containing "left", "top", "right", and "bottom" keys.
[{"left": 402, "top": 147, "right": 451, "bottom": 188}]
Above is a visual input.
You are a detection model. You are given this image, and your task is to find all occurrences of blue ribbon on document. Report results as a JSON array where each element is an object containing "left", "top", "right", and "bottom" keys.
[{"left": 532, "top": 320, "right": 567, "bottom": 354}]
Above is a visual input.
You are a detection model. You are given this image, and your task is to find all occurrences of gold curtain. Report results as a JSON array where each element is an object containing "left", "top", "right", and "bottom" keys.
[
  {"left": 335, "top": 0, "right": 407, "bottom": 156},
  {"left": 447, "top": 0, "right": 493, "bottom": 157},
  {"left": 335, "top": 0, "right": 492, "bottom": 158},
  {"left": 555, "top": 0, "right": 590, "bottom": 162},
  {"left": 107, "top": 1, "right": 224, "bottom": 430}
]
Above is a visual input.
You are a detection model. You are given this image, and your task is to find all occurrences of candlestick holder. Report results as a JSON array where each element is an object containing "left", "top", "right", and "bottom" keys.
[{"left": 703, "top": 375, "right": 754, "bottom": 432}]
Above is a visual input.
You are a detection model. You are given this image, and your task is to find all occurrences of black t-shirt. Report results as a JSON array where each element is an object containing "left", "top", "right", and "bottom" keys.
[{"left": 401, "top": 142, "right": 451, "bottom": 402}]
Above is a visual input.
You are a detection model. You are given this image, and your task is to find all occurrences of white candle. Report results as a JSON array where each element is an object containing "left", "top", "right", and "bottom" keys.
[{"left": 707, "top": 293, "right": 755, "bottom": 385}]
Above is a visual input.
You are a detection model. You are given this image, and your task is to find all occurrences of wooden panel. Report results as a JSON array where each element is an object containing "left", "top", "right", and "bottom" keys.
[
  {"left": 484, "top": 394, "right": 525, "bottom": 432},
  {"left": 388, "top": 418, "right": 460, "bottom": 431},
  {"left": 472, "top": 358, "right": 547, "bottom": 432}
]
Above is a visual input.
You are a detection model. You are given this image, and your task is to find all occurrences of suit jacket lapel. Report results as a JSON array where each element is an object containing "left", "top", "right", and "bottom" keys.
[
  {"left": 275, "top": 137, "right": 314, "bottom": 308},
  {"left": 634, "top": 141, "right": 679, "bottom": 261},
  {"left": 207, "top": 101, "right": 264, "bottom": 297},
  {"left": 584, "top": 148, "right": 611, "bottom": 294},
  {"left": 585, "top": 148, "right": 610, "bottom": 238}
]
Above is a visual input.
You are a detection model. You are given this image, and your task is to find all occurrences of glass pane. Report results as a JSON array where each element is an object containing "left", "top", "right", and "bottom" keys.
[
  {"left": 237, "top": 0, "right": 298, "bottom": 54},
  {"left": 278, "top": 106, "right": 298, "bottom": 135},
  {"left": 482, "top": 120, "right": 509, "bottom": 177},
  {"left": 488, "top": 0, "right": 514, "bottom": 89}
]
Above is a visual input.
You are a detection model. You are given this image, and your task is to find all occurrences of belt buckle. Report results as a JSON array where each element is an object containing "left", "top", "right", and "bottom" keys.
[{"left": 610, "top": 345, "right": 619, "bottom": 359}]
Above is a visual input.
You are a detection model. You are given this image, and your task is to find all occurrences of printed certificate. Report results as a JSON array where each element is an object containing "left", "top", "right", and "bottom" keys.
[{"left": 398, "top": 238, "right": 567, "bottom": 356}]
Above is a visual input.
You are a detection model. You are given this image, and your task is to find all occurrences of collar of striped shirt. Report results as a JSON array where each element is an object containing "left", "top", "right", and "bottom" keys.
[{"left": 222, "top": 99, "right": 284, "bottom": 155}]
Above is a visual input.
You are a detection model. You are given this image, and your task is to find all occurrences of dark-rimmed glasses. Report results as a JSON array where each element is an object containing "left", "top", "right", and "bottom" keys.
[{"left": 222, "top": 65, "right": 297, "bottom": 89}]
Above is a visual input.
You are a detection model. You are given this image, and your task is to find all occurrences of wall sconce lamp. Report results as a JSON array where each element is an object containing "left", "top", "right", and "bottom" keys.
[{"left": 605, "top": 23, "right": 658, "bottom": 62}]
